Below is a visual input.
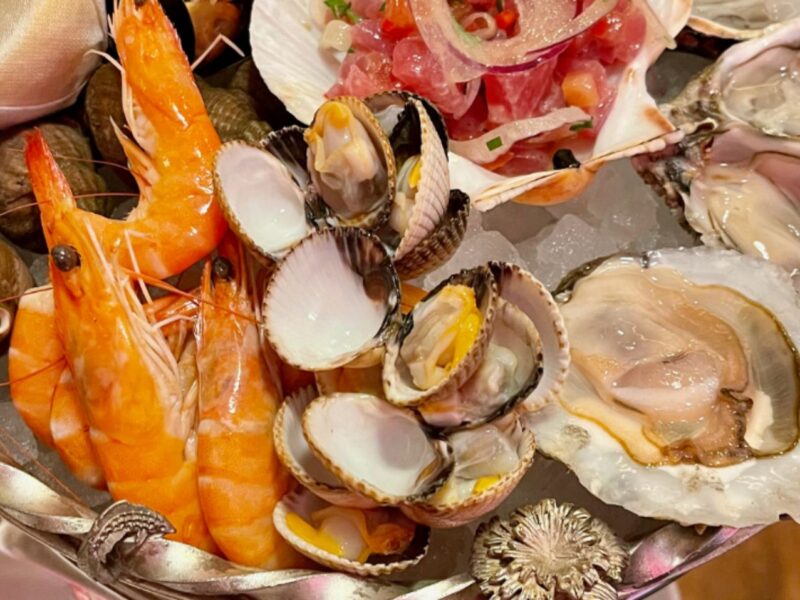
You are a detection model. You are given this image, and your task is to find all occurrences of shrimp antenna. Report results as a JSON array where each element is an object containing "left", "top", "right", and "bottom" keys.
[
  {"left": 119, "top": 266, "right": 259, "bottom": 324},
  {"left": 6, "top": 148, "right": 131, "bottom": 173},
  {"left": 87, "top": 49, "right": 124, "bottom": 75},
  {"left": 0, "top": 286, "right": 54, "bottom": 306},
  {"left": 0, "top": 357, "right": 65, "bottom": 389},
  {"left": 190, "top": 34, "right": 245, "bottom": 71},
  {"left": 0, "top": 201, "right": 50, "bottom": 220}
]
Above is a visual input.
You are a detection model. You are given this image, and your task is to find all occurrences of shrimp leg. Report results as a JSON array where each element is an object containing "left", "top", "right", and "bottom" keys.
[{"left": 196, "top": 235, "right": 304, "bottom": 568}]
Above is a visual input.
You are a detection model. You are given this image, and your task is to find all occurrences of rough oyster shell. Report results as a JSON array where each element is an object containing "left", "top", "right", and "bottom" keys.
[
  {"left": 263, "top": 228, "right": 399, "bottom": 371},
  {"left": 273, "top": 387, "right": 378, "bottom": 509},
  {"left": 533, "top": 247, "right": 800, "bottom": 526},
  {"left": 273, "top": 487, "right": 429, "bottom": 576},
  {"left": 249, "top": 0, "right": 690, "bottom": 208}
]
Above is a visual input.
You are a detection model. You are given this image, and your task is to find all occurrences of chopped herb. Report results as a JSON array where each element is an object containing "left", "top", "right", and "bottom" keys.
[
  {"left": 569, "top": 119, "right": 594, "bottom": 132},
  {"left": 324, "top": 0, "right": 360, "bottom": 23},
  {"left": 496, "top": 0, "right": 505, "bottom": 10},
  {"left": 379, "top": 1, "right": 386, "bottom": 11},
  {"left": 347, "top": 46, "right": 355, "bottom": 53},
  {"left": 486, "top": 137, "right": 503, "bottom": 151}
]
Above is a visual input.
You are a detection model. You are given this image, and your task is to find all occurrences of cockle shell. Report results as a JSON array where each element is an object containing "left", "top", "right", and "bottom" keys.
[
  {"left": 273, "top": 387, "right": 378, "bottom": 509},
  {"left": 383, "top": 266, "right": 499, "bottom": 407},
  {"left": 0, "top": 123, "right": 111, "bottom": 251},
  {"left": 273, "top": 487, "right": 430, "bottom": 577},
  {"left": 0, "top": 240, "right": 33, "bottom": 342},
  {"left": 263, "top": 228, "right": 399, "bottom": 371},
  {"left": 249, "top": 0, "right": 691, "bottom": 209}
]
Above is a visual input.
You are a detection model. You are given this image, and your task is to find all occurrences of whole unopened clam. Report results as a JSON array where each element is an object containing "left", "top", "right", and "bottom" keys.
[
  {"left": 0, "top": 123, "right": 111, "bottom": 251},
  {"left": 263, "top": 228, "right": 399, "bottom": 371},
  {"left": 533, "top": 247, "right": 800, "bottom": 526},
  {"left": 0, "top": 240, "right": 33, "bottom": 342}
]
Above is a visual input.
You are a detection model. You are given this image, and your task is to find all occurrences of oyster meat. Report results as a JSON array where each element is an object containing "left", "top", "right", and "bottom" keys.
[
  {"left": 689, "top": 0, "right": 800, "bottom": 39},
  {"left": 636, "top": 19, "right": 800, "bottom": 273},
  {"left": 533, "top": 248, "right": 800, "bottom": 526}
]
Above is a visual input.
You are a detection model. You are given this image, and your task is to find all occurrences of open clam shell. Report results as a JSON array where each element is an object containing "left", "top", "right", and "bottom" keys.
[
  {"left": 490, "top": 262, "right": 571, "bottom": 412},
  {"left": 418, "top": 298, "right": 543, "bottom": 430},
  {"left": 306, "top": 97, "right": 396, "bottom": 230},
  {"left": 383, "top": 266, "right": 498, "bottom": 408},
  {"left": 402, "top": 414, "right": 537, "bottom": 528},
  {"left": 250, "top": 0, "right": 690, "bottom": 208},
  {"left": 263, "top": 228, "right": 400, "bottom": 371},
  {"left": 273, "top": 487, "right": 429, "bottom": 576},
  {"left": 393, "top": 189, "right": 471, "bottom": 281},
  {"left": 273, "top": 387, "right": 378, "bottom": 509},
  {"left": 533, "top": 247, "right": 800, "bottom": 526},
  {"left": 302, "top": 393, "right": 452, "bottom": 506},
  {"left": 214, "top": 140, "right": 313, "bottom": 261}
]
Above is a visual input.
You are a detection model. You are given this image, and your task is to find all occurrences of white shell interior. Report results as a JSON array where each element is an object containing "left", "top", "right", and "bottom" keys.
[
  {"left": 250, "top": 0, "right": 690, "bottom": 209},
  {"left": 305, "top": 394, "right": 440, "bottom": 499},
  {"left": 280, "top": 389, "right": 342, "bottom": 488},
  {"left": 264, "top": 232, "right": 391, "bottom": 370},
  {"left": 533, "top": 247, "right": 800, "bottom": 526},
  {"left": 216, "top": 144, "right": 310, "bottom": 256}
]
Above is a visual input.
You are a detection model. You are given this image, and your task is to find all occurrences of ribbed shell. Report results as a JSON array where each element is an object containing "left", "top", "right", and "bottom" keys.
[
  {"left": 383, "top": 265, "right": 498, "bottom": 407},
  {"left": 273, "top": 487, "right": 430, "bottom": 577}
]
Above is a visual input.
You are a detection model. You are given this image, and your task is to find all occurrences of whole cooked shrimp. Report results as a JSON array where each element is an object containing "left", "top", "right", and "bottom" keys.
[
  {"left": 9, "top": 288, "right": 104, "bottom": 488},
  {"left": 196, "top": 234, "right": 304, "bottom": 568},
  {"left": 84, "top": 0, "right": 226, "bottom": 279},
  {"left": 25, "top": 131, "right": 216, "bottom": 552}
]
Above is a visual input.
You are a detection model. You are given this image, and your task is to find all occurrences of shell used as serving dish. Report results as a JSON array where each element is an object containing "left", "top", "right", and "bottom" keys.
[{"left": 249, "top": 0, "right": 691, "bottom": 210}]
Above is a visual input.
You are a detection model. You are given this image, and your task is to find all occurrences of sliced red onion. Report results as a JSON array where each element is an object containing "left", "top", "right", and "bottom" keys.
[
  {"left": 449, "top": 106, "right": 590, "bottom": 164},
  {"left": 408, "top": 0, "right": 617, "bottom": 82}
]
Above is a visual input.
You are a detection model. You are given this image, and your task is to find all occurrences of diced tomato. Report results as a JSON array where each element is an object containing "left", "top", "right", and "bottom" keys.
[
  {"left": 381, "top": 0, "right": 416, "bottom": 41},
  {"left": 495, "top": 9, "right": 518, "bottom": 33},
  {"left": 328, "top": 50, "right": 396, "bottom": 98},
  {"left": 483, "top": 57, "right": 560, "bottom": 124}
]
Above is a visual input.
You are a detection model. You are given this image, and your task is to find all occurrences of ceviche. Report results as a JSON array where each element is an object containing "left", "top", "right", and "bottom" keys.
[{"left": 311, "top": 0, "right": 650, "bottom": 175}]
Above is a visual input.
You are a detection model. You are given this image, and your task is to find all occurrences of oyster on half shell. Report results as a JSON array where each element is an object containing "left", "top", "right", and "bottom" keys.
[
  {"left": 636, "top": 18, "right": 800, "bottom": 272},
  {"left": 533, "top": 248, "right": 800, "bottom": 526},
  {"left": 689, "top": 0, "right": 800, "bottom": 40}
]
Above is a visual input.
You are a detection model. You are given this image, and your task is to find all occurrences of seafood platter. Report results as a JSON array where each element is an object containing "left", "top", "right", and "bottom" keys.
[{"left": 0, "top": 0, "right": 799, "bottom": 598}]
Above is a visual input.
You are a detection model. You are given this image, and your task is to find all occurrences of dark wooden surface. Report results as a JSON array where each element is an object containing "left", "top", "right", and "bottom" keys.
[{"left": 678, "top": 521, "right": 800, "bottom": 600}]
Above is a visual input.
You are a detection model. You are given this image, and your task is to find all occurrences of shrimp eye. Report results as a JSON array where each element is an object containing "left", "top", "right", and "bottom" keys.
[
  {"left": 552, "top": 148, "right": 581, "bottom": 170},
  {"left": 51, "top": 245, "right": 81, "bottom": 272},
  {"left": 212, "top": 257, "right": 233, "bottom": 280}
]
